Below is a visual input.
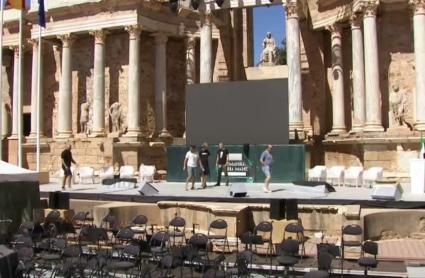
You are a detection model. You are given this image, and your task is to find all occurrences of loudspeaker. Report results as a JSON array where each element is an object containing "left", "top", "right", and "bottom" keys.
[
  {"left": 49, "top": 191, "right": 69, "bottom": 209},
  {"left": 371, "top": 185, "right": 402, "bottom": 201},
  {"left": 270, "top": 199, "right": 286, "bottom": 220},
  {"left": 138, "top": 182, "right": 159, "bottom": 196},
  {"left": 285, "top": 199, "right": 299, "bottom": 220},
  {"left": 0, "top": 245, "right": 18, "bottom": 278},
  {"left": 229, "top": 184, "right": 247, "bottom": 197}
]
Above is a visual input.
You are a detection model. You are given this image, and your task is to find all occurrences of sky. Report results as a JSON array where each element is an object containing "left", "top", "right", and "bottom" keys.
[{"left": 253, "top": 5, "right": 286, "bottom": 65}]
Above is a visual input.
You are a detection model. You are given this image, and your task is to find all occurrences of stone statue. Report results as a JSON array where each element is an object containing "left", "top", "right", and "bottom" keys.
[
  {"left": 109, "top": 102, "right": 122, "bottom": 132},
  {"left": 80, "top": 102, "right": 90, "bottom": 134},
  {"left": 389, "top": 84, "right": 407, "bottom": 127},
  {"left": 261, "top": 32, "right": 278, "bottom": 66}
]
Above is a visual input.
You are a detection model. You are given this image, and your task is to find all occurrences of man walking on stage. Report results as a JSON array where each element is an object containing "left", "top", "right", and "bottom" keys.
[
  {"left": 199, "top": 143, "right": 210, "bottom": 189},
  {"left": 260, "top": 145, "right": 274, "bottom": 193},
  {"left": 183, "top": 145, "right": 202, "bottom": 191},
  {"left": 215, "top": 142, "right": 229, "bottom": 186},
  {"left": 61, "top": 144, "right": 77, "bottom": 190}
]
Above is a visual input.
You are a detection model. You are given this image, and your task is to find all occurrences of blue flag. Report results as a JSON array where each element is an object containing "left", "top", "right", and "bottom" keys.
[{"left": 38, "top": 0, "right": 45, "bottom": 27}]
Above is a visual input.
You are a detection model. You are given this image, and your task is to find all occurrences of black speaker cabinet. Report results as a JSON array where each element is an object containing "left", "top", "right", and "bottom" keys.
[
  {"left": 229, "top": 184, "right": 247, "bottom": 197},
  {"left": 139, "top": 183, "right": 159, "bottom": 196},
  {"left": 270, "top": 199, "right": 286, "bottom": 220},
  {"left": 286, "top": 199, "right": 299, "bottom": 220},
  {"left": 49, "top": 191, "right": 69, "bottom": 209}
]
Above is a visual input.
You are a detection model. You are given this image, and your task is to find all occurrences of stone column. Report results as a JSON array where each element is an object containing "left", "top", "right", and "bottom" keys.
[
  {"left": 351, "top": 13, "right": 366, "bottom": 132},
  {"left": 411, "top": 0, "right": 425, "bottom": 130},
  {"left": 200, "top": 12, "right": 212, "bottom": 83},
  {"left": 232, "top": 9, "right": 241, "bottom": 81},
  {"left": 9, "top": 46, "right": 19, "bottom": 138},
  {"left": 57, "top": 34, "right": 75, "bottom": 138},
  {"left": 363, "top": 2, "right": 384, "bottom": 132},
  {"left": 154, "top": 33, "right": 171, "bottom": 138},
  {"left": 90, "top": 30, "right": 106, "bottom": 137},
  {"left": 286, "top": 1, "right": 303, "bottom": 133},
  {"left": 28, "top": 39, "right": 44, "bottom": 138},
  {"left": 186, "top": 35, "right": 196, "bottom": 85},
  {"left": 125, "top": 25, "right": 142, "bottom": 137},
  {"left": 328, "top": 24, "right": 346, "bottom": 134}
]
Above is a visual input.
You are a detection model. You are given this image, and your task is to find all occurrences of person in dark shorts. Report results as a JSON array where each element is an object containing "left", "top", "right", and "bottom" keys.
[
  {"left": 215, "top": 142, "right": 229, "bottom": 186},
  {"left": 61, "top": 144, "right": 77, "bottom": 190},
  {"left": 199, "top": 143, "right": 210, "bottom": 189}
]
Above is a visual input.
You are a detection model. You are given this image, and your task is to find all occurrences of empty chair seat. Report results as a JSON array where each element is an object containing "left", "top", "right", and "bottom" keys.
[
  {"left": 344, "top": 167, "right": 364, "bottom": 187},
  {"left": 327, "top": 166, "right": 345, "bottom": 187},
  {"left": 308, "top": 166, "right": 327, "bottom": 182},
  {"left": 78, "top": 167, "right": 95, "bottom": 184},
  {"left": 119, "top": 166, "right": 135, "bottom": 179},
  {"left": 139, "top": 164, "right": 156, "bottom": 183},
  {"left": 363, "top": 167, "right": 384, "bottom": 187}
]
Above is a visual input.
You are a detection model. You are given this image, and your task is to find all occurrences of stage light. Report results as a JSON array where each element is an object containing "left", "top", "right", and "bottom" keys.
[
  {"left": 190, "top": 0, "right": 200, "bottom": 10},
  {"left": 215, "top": 0, "right": 224, "bottom": 7},
  {"left": 169, "top": 0, "right": 179, "bottom": 13}
]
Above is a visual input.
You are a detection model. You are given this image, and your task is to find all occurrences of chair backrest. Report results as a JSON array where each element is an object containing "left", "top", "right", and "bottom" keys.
[
  {"left": 103, "top": 166, "right": 114, "bottom": 174},
  {"left": 362, "top": 240, "right": 378, "bottom": 256},
  {"left": 255, "top": 221, "right": 273, "bottom": 233},
  {"left": 132, "top": 215, "right": 148, "bottom": 225},
  {"left": 317, "top": 251, "right": 334, "bottom": 271},
  {"left": 346, "top": 166, "right": 363, "bottom": 174},
  {"left": 169, "top": 216, "right": 186, "bottom": 228},
  {"left": 188, "top": 233, "right": 209, "bottom": 250},
  {"left": 116, "top": 227, "right": 135, "bottom": 241},
  {"left": 328, "top": 166, "right": 345, "bottom": 176},
  {"left": 151, "top": 231, "right": 170, "bottom": 247},
  {"left": 209, "top": 219, "right": 228, "bottom": 231},
  {"left": 277, "top": 239, "right": 299, "bottom": 256},
  {"left": 79, "top": 166, "right": 94, "bottom": 176},
  {"left": 342, "top": 224, "right": 363, "bottom": 236},
  {"left": 62, "top": 245, "right": 81, "bottom": 258},
  {"left": 364, "top": 167, "right": 384, "bottom": 179},
  {"left": 102, "top": 213, "right": 119, "bottom": 230},
  {"left": 120, "top": 165, "right": 135, "bottom": 176},
  {"left": 284, "top": 222, "right": 304, "bottom": 234},
  {"left": 123, "top": 244, "right": 141, "bottom": 258},
  {"left": 45, "top": 210, "right": 61, "bottom": 223},
  {"left": 139, "top": 164, "right": 156, "bottom": 175},
  {"left": 312, "top": 165, "right": 327, "bottom": 172},
  {"left": 72, "top": 211, "right": 89, "bottom": 222}
]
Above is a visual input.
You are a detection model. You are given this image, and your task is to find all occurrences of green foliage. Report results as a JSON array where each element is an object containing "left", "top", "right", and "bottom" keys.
[{"left": 276, "top": 39, "right": 287, "bottom": 65}]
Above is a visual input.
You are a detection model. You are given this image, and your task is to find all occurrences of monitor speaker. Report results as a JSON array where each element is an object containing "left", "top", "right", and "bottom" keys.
[
  {"left": 286, "top": 199, "right": 299, "bottom": 220},
  {"left": 371, "top": 184, "right": 402, "bottom": 201},
  {"left": 138, "top": 182, "right": 159, "bottom": 196},
  {"left": 229, "top": 184, "right": 247, "bottom": 197},
  {"left": 49, "top": 191, "right": 69, "bottom": 209},
  {"left": 270, "top": 199, "right": 286, "bottom": 220}
]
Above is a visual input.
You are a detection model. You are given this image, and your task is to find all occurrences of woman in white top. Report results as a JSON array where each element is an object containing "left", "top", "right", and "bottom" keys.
[{"left": 183, "top": 145, "right": 203, "bottom": 191}]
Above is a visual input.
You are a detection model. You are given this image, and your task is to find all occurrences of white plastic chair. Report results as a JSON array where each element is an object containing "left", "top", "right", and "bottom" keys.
[
  {"left": 308, "top": 165, "right": 327, "bottom": 182},
  {"left": 363, "top": 167, "right": 384, "bottom": 188},
  {"left": 120, "top": 165, "right": 135, "bottom": 179},
  {"left": 139, "top": 164, "right": 156, "bottom": 183},
  {"left": 99, "top": 166, "right": 114, "bottom": 181},
  {"left": 344, "top": 166, "right": 364, "bottom": 187},
  {"left": 78, "top": 166, "right": 95, "bottom": 184},
  {"left": 327, "top": 166, "right": 345, "bottom": 186}
]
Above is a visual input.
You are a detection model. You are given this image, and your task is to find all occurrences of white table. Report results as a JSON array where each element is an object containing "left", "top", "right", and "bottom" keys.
[{"left": 410, "top": 159, "right": 425, "bottom": 194}]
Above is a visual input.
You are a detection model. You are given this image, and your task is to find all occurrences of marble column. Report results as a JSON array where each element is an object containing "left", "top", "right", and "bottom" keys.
[
  {"left": 232, "top": 9, "right": 241, "bottom": 81},
  {"left": 186, "top": 35, "right": 196, "bottom": 85},
  {"left": 351, "top": 13, "right": 366, "bottom": 132},
  {"left": 286, "top": 1, "right": 303, "bottom": 133},
  {"left": 9, "top": 46, "right": 19, "bottom": 138},
  {"left": 363, "top": 3, "right": 384, "bottom": 132},
  {"left": 154, "top": 33, "right": 171, "bottom": 138},
  {"left": 29, "top": 39, "right": 44, "bottom": 138},
  {"left": 200, "top": 12, "right": 212, "bottom": 83},
  {"left": 411, "top": 0, "right": 425, "bottom": 130},
  {"left": 57, "top": 34, "right": 75, "bottom": 138},
  {"left": 91, "top": 30, "right": 106, "bottom": 136},
  {"left": 328, "top": 24, "right": 346, "bottom": 134},
  {"left": 125, "top": 25, "right": 142, "bottom": 137}
]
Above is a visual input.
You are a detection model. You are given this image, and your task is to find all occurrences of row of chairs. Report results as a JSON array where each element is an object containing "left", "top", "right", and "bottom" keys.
[
  {"left": 308, "top": 166, "right": 384, "bottom": 187},
  {"left": 67, "top": 164, "right": 156, "bottom": 184}
]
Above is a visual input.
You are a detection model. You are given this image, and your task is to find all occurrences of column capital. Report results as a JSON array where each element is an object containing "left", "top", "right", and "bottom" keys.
[
  {"left": 153, "top": 33, "right": 168, "bottom": 45},
  {"left": 57, "top": 34, "right": 75, "bottom": 48},
  {"left": 350, "top": 13, "right": 363, "bottom": 29},
  {"left": 410, "top": 0, "right": 425, "bottom": 15},
  {"left": 125, "top": 25, "right": 142, "bottom": 40},
  {"left": 286, "top": 0, "right": 299, "bottom": 19},
  {"left": 27, "top": 38, "right": 39, "bottom": 47},
  {"left": 202, "top": 11, "right": 212, "bottom": 26},
  {"left": 9, "top": 45, "right": 19, "bottom": 53},
  {"left": 90, "top": 29, "right": 108, "bottom": 44},
  {"left": 360, "top": 0, "right": 379, "bottom": 18},
  {"left": 326, "top": 23, "right": 343, "bottom": 35}
]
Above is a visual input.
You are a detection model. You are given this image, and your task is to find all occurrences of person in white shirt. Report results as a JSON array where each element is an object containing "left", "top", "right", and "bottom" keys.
[{"left": 183, "top": 145, "right": 203, "bottom": 191}]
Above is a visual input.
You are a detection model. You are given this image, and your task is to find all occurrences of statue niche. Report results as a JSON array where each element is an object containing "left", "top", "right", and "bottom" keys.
[
  {"left": 389, "top": 84, "right": 411, "bottom": 129},
  {"left": 80, "top": 102, "right": 90, "bottom": 134},
  {"left": 260, "top": 32, "right": 278, "bottom": 66},
  {"left": 109, "top": 102, "right": 122, "bottom": 133}
]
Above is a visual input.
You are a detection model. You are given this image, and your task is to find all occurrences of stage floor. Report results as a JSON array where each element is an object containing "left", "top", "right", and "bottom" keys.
[{"left": 40, "top": 179, "right": 425, "bottom": 208}]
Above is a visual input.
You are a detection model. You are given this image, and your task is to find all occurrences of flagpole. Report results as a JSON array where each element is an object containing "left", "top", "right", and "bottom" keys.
[
  {"left": 36, "top": 23, "right": 41, "bottom": 171},
  {"left": 17, "top": 9, "right": 23, "bottom": 167},
  {"left": 0, "top": 0, "right": 4, "bottom": 161}
]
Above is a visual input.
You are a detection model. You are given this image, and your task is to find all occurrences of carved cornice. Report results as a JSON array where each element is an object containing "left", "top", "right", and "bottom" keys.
[
  {"left": 350, "top": 13, "right": 363, "bottom": 29},
  {"left": 90, "top": 29, "right": 108, "bottom": 44},
  {"left": 286, "top": 0, "right": 299, "bottom": 19},
  {"left": 125, "top": 25, "right": 142, "bottom": 40},
  {"left": 360, "top": 0, "right": 379, "bottom": 18},
  {"left": 57, "top": 34, "right": 75, "bottom": 48},
  {"left": 410, "top": 0, "right": 425, "bottom": 15}
]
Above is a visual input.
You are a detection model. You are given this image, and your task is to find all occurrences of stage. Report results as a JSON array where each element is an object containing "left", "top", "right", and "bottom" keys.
[{"left": 40, "top": 179, "right": 425, "bottom": 209}]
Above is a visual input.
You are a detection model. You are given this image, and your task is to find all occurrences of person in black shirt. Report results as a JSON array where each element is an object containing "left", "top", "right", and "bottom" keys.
[
  {"left": 61, "top": 144, "right": 77, "bottom": 190},
  {"left": 215, "top": 142, "right": 229, "bottom": 186},
  {"left": 199, "top": 143, "right": 210, "bottom": 189}
]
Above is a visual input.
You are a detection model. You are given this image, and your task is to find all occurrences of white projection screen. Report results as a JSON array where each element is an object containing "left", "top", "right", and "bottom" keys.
[{"left": 186, "top": 79, "right": 289, "bottom": 145}]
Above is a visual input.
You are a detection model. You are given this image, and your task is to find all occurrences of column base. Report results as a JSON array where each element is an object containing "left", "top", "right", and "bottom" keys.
[
  {"left": 415, "top": 121, "right": 425, "bottom": 131},
  {"left": 289, "top": 122, "right": 304, "bottom": 132},
  {"left": 363, "top": 123, "right": 384, "bottom": 132},
  {"left": 56, "top": 131, "right": 74, "bottom": 139},
  {"left": 89, "top": 130, "right": 106, "bottom": 137},
  {"left": 8, "top": 134, "right": 18, "bottom": 140},
  {"left": 350, "top": 125, "right": 364, "bottom": 134},
  {"left": 329, "top": 126, "right": 347, "bottom": 135},
  {"left": 26, "top": 134, "right": 46, "bottom": 143}
]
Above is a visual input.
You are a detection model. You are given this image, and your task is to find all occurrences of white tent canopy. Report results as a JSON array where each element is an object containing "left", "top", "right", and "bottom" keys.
[{"left": 0, "top": 160, "right": 39, "bottom": 182}]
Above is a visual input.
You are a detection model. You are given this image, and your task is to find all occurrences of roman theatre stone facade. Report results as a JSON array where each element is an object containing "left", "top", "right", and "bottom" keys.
[{"left": 0, "top": 0, "right": 424, "bottom": 180}]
